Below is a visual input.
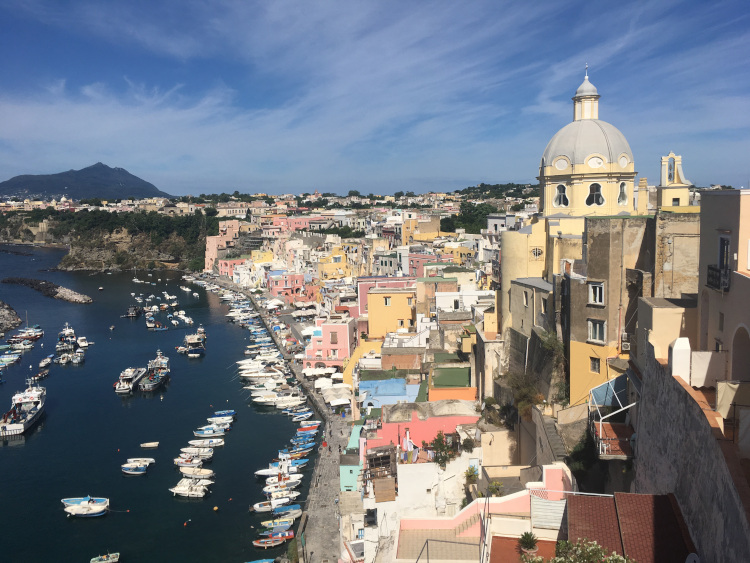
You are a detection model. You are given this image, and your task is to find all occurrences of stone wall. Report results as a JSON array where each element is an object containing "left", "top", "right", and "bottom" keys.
[{"left": 634, "top": 342, "right": 750, "bottom": 562}]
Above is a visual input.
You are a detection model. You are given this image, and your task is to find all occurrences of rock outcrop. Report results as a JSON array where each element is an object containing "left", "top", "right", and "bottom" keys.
[{"left": 0, "top": 300, "right": 22, "bottom": 333}]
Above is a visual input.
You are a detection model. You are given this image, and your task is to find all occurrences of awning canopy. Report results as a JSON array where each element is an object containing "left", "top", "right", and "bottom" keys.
[{"left": 329, "top": 398, "right": 350, "bottom": 407}]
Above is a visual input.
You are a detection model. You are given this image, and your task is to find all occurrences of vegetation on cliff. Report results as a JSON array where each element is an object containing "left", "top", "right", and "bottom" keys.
[{"left": 0, "top": 209, "right": 221, "bottom": 271}]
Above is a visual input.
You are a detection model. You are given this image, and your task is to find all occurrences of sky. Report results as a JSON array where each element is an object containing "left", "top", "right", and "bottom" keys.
[{"left": 0, "top": 0, "right": 748, "bottom": 196}]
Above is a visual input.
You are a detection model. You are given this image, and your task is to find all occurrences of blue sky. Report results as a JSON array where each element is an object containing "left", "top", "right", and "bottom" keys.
[{"left": 0, "top": 0, "right": 748, "bottom": 196}]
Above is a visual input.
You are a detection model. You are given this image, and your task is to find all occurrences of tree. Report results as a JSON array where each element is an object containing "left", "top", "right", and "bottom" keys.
[
  {"left": 405, "top": 191, "right": 416, "bottom": 197},
  {"left": 521, "top": 539, "right": 636, "bottom": 563},
  {"left": 204, "top": 207, "right": 218, "bottom": 217},
  {"left": 347, "top": 190, "right": 360, "bottom": 198},
  {"left": 394, "top": 191, "right": 404, "bottom": 199},
  {"left": 430, "top": 431, "right": 452, "bottom": 468}
]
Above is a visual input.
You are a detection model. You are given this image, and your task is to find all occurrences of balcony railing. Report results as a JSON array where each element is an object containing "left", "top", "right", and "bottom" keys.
[{"left": 707, "top": 264, "right": 731, "bottom": 292}]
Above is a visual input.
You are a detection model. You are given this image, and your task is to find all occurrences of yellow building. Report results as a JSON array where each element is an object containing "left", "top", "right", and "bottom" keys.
[
  {"left": 317, "top": 246, "right": 354, "bottom": 280},
  {"left": 366, "top": 287, "right": 416, "bottom": 339},
  {"left": 250, "top": 249, "right": 274, "bottom": 265}
]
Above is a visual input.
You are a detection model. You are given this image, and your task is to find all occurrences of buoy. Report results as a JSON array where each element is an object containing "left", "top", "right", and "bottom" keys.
[
  {"left": 228, "top": 498, "right": 232, "bottom": 501},
  {"left": 117, "top": 449, "right": 120, "bottom": 452},
  {"left": 213, "top": 506, "right": 218, "bottom": 512},
  {"left": 184, "top": 522, "right": 187, "bottom": 527}
]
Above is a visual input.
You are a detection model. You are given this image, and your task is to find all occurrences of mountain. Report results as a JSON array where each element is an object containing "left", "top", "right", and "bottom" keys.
[{"left": 0, "top": 163, "right": 172, "bottom": 200}]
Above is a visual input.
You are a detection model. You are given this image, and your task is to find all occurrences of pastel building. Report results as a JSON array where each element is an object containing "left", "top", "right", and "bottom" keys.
[
  {"left": 268, "top": 272, "right": 305, "bottom": 303},
  {"left": 303, "top": 316, "right": 357, "bottom": 369},
  {"left": 366, "top": 287, "right": 417, "bottom": 339},
  {"left": 204, "top": 219, "right": 240, "bottom": 272}
]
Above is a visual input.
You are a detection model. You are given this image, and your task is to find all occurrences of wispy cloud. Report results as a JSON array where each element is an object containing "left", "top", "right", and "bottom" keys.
[{"left": 0, "top": 0, "right": 748, "bottom": 193}]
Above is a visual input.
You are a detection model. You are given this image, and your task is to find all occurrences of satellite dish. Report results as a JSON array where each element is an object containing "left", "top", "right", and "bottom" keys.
[{"left": 685, "top": 554, "right": 700, "bottom": 563}]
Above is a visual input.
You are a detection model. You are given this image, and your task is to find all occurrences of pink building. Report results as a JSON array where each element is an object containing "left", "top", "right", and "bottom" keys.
[
  {"left": 268, "top": 272, "right": 305, "bottom": 302},
  {"left": 407, "top": 253, "right": 453, "bottom": 277},
  {"left": 304, "top": 316, "right": 357, "bottom": 369},
  {"left": 356, "top": 276, "right": 416, "bottom": 317},
  {"left": 204, "top": 219, "right": 240, "bottom": 272},
  {"left": 365, "top": 408, "right": 480, "bottom": 451},
  {"left": 217, "top": 259, "right": 246, "bottom": 278}
]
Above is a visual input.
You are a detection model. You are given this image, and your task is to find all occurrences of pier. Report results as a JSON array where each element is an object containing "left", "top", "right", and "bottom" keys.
[{"left": 214, "top": 277, "right": 346, "bottom": 562}]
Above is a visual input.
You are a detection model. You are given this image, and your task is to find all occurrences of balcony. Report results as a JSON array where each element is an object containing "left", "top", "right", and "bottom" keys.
[{"left": 707, "top": 264, "right": 731, "bottom": 292}]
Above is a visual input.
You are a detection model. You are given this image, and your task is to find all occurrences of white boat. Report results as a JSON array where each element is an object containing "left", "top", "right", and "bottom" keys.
[
  {"left": 263, "top": 482, "right": 301, "bottom": 494},
  {"left": 252, "top": 497, "right": 291, "bottom": 512},
  {"left": 206, "top": 415, "right": 233, "bottom": 424},
  {"left": 180, "top": 451, "right": 212, "bottom": 461},
  {"left": 181, "top": 447, "right": 213, "bottom": 458},
  {"left": 255, "top": 465, "right": 300, "bottom": 477},
  {"left": 174, "top": 457, "right": 202, "bottom": 467},
  {"left": 180, "top": 466, "right": 215, "bottom": 479},
  {"left": 266, "top": 473, "right": 304, "bottom": 486},
  {"left": 187, "top": 438, "right": 224, "bottom": 448},
  {"left": 61, "top": 496, "right": 109, "bottom": 508},
  {"left": 121, "top": 462, "right": 148, "bottom": 475},
  {"left": 0, "top": 379, "right": 46, "bottom": 437},
  {"left": 126, "top": 457, "right": 155, "bottom": 465},
  {"left": 65, "top": 504, "right": 109, "bottom": 517},
  {"left": 140, "top": 441, "right": 159, "bottom": 449},
  {"left": 114, "top": 367, "right": 147, "bottom": 394},
  {"left": 267, "top": 489, "right": 301, "bottom": 500},
  {"left": 169, "top": 478, "right": 209, "bottom": 498},
  {"left": 90, "top": 552, "right": 120, "bottom": 562},
  {"left": 77, "top": 336, "right": 90, "bottom": 348}
]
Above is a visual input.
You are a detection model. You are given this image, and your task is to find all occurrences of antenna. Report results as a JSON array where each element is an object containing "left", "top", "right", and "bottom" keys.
[{"left": 585, "top": 62, "right": 589, "bottom": 78}]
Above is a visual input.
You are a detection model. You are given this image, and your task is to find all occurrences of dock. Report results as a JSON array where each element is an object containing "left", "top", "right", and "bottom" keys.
[{"left": 213, "top": 277, "right": 347, "bottom": 562}]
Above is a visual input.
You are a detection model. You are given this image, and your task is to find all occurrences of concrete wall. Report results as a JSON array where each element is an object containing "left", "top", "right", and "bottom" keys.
[{"left": 634, "top": 342, "right": 750, "bottom": 562}]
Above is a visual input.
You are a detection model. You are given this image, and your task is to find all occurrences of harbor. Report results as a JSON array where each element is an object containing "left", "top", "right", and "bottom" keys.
[{"left": 0, "top": 245, "right": 325, "bottom": 561}]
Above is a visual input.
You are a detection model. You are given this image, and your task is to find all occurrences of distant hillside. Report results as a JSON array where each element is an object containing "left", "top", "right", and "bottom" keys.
[{"left": 0, "top": 163, "right": 172, "bottom": 200}]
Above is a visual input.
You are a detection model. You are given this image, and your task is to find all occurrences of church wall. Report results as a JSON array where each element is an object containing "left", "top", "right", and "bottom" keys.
[{"left": 653, "top": 212, "right": 700, "bottom": 299}]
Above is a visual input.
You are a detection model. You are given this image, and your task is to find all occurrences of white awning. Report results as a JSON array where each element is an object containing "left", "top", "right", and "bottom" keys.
[
  {"left": 314, "top": 377, "right": 333, "bottom": 389},
  {"left": 328, "top": 398, "right": 350, "bottom": 407}
]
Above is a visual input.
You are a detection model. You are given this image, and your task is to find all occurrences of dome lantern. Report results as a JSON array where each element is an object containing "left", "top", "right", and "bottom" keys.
[{"left": 573, "top": 66, "right": 600, "bottom": 121}]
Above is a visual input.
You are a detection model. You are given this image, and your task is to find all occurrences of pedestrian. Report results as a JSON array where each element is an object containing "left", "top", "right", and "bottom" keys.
[{"left": 328, "top": 445, "right": 331, "bottom": 453}]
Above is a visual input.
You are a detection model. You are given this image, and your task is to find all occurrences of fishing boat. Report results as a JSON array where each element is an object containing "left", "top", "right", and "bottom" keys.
[
  {"left": 180, "top": 466, "right": 214, "bottom": 479},
  {"left": 139, "top": 350, "right": 170, "bottom": 392},
  {"left": 213, "top": 409, "right": 236, "bottom": 417},
  {"left": 114, "top": 367, "right": 147, "bottom": 394},
  {"left": 206, "top": 415, "right": 233, "bottom": 424},
  {"left": 174, "top": 456, "right": 202, "bottom": 467},
  {"left": 61, "top": 496, "right": 109, "bottom": 508},
  {"left": 187, "top": 438, "right": 224, "bottom": 448},
  {"left": 140, "top": 441, "right": 159, "bottom": 449},
  {"left": 292, "top": 412, "right": 313, "bottom": 422},
  {"left": 30, "top": 369, "right": 49, "bottom": 383},
  {"left": 65, "top": 504, "right": 108, "bottom": 517},
  {"left": 182, "top": 333, "right": 206, "bottom": 358},
  {"left": 90, "top": 553, "right": 119, "bottom": 562},
  {"left": 121, "top": 462, "right": 148, "bottom": 475},
  {"left": 272, "top": 503, "right": 301, "bottom": 515},
  {"left": 263, "top": 481, "right": 302, "bottom": 494},
  {"left": 0, "top": 379, "right": 46, "bottom": 437}
]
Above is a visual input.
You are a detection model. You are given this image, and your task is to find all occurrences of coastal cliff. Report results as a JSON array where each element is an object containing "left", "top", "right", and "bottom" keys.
[
  {"left": 0, "top": 211, "right": 210, "bottom": 271},
  {"left": 0, "top": 300, "right": 22, "bottom": 333}
]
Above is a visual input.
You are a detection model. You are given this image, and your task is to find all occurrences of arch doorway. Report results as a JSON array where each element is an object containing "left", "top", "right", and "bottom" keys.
[{"left": 731, "top": 326, "right": 750, "bottom": 382}]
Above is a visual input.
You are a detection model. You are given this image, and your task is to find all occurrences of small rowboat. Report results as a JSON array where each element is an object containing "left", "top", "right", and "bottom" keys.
[
  {"left": 65, "top": 504, "right": 109, "bottom": 517},
  {"left": 140, "top": 441, "right": 159, "bottom": 449},
  {"left": 174, "top": 457, "right": 202, "bottom": 467},
  {"left": 121, "top": 462, "right": 148, "bottom": 475},
  {"left": 252, "top": 537, "right": 286, "bottom": 549},
  {"left": 188, "top": 438, "right": 224, "bottom": 447},
  {"left": 127, "top": 457, "right": 155, "bottom": 465}
]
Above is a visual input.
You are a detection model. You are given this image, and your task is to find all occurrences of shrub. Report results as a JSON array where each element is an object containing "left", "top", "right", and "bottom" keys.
[
  {"left": 519, "top": 531, "right": 538, "bottom": 550},
  {"left": 462, "top": 437, "right": 475, "bottom": 453}
]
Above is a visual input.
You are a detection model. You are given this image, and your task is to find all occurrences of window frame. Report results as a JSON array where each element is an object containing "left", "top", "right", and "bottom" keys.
[
  {"left": 553, "top": 184, "right": 569, "bottom": 208},
  {"left": 590, "top": 357, "right": 601, "bottom": 373},
  {"left": 618, "top": 182, "right": 628, "bottom": 206},
  {"left": 587, "top": 319, "right": 606, "bottom": 344},
  {"left": 588, "top": 282, "right": 605, "bottom": 306},
  {"left": 586, "top": 182, "right": 605, "bottom": 207}
]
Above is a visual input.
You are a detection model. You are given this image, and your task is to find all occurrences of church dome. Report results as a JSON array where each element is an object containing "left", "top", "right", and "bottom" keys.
[
  {"left": 574, "top": 76, "right": 598, "bottom": 97},
  {"left": 541, "top": 118, "right": 632, "bottom": 167}
]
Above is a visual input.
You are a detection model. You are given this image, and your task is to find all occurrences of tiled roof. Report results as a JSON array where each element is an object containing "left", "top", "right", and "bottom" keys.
[
  {"left": 567, "top": 495, "right": 623, "bottom": 556},
  {"left": 615, "top": 492, "right": 696, "bottom": 563}
]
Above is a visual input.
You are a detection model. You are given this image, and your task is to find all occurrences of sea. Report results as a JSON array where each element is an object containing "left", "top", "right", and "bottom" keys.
[{"left": 0, "top": 244, "right": 310, "bottom": 562}]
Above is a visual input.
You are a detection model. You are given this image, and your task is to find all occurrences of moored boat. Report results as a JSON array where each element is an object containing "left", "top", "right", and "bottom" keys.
[
  {"left": 121, "top": 462, "right": 148, "bottom": 475},
  {"left": 140, "top": 441, "right": 159, "bottom": 449},
  {"left": 61, "top": 495, "right": 109, "bottom": 508},
  {"left": 65, "top": 504, "right": 108, "bottom": 517},
  {"left": 0, "top": 379, "right": 46, "bottom": 437},
  {"left": 252, "top": 537, "right": 287, "bottom": 549},
  {"left": 188, "top": 438, "right": 224, "bottom": 448},
  {"left": 114, "top": 367, "right": 147, "bottom": 394},
  {"left": 180, "top": 466, "right": 214, "bottom": 479}
]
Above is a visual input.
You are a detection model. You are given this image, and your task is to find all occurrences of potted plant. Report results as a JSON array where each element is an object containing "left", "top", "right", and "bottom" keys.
[{"left": 519, "top": 532, "right": 538, "bottom": 555}]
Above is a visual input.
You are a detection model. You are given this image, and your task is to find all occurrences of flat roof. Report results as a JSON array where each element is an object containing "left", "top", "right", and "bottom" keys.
[{"left": 513, "top": 277, "right": 553, "bottom": 292}]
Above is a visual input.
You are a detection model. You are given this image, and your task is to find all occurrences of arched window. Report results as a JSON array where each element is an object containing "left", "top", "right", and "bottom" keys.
[
  {"left": 617, "top": 182, "right": 628, "bottom": 206},
  {"left": 553, "top": 184, "right": 569, "bottom": 207},
  {"left": 586, "top": 183, "right": 604, "bottom": 206}
]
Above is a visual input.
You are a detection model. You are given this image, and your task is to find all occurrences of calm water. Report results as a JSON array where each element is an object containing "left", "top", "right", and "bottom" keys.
[{"left": 0, "top": 245, "right": 310, "bottom": 562}]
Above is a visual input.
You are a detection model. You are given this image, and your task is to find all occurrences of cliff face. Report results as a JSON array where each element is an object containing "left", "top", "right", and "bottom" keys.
[{"left": 58, "top": 229, "right": 195, "bottom": 271}]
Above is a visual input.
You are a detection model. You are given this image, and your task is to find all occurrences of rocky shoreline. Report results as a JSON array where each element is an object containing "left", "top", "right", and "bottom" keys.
[
  {"left": 1, "top": 277, "right": 93, "bottom": 304},
  {"left": 0, "top": 300, "right": 22, "bottom": 334}
]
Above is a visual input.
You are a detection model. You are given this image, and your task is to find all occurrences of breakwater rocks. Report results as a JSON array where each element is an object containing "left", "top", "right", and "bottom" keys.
[
  {"left": 0, "top": 300, "right": 22, "bottom": 333},
  {"left": 1, "top": 277, "right": 93, "bottom": 304}
]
